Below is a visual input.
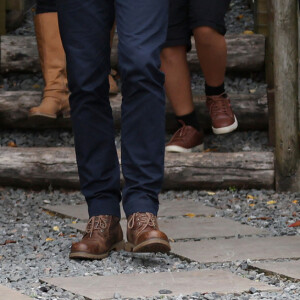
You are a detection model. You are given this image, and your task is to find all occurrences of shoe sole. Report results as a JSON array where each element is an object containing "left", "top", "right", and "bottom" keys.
[
  {"left": 212, "top": 116, "right": 238, "bottom": 135},
  {"left": 165, "top": 143, "right": 204, "bottom": 153},
  {"left": 28, "top": 111, "right": 71, "bottom": 120},
  {"left": 69, "top": 240, "right": 125, "bottom": 260},
  {"left": 125, "top": 238, "right": 171, "bottom": 253}
]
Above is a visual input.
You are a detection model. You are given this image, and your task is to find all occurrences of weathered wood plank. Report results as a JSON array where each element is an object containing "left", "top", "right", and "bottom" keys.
[
  {"left": 0, "top": 91, "right": 268, "bottom": 131},
  {"left": 0, "top": 34, "right": 265, "bottom": 73},
  {"left": 273, "top": 0, "right": 300, "bottom": 191},
  {"left": 0, "top": 147, "right": 275, "bottom": 190}
]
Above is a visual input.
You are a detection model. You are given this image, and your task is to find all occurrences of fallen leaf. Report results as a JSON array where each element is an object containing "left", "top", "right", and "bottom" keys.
[
  {"left": 249, "top": 203, "right": 255, "bottom": 207},
  {"left": 43, "top": 210, "right": 55, "bottom": 216},
  {"left": 72, "top": 220, "right": 77, "bottom": 224},
  {"left": 7, "top": 141, "right": 17, "bottom": 147},
  {"left": 249, "top": 89, "right": 256, "bottom": 94},
  {"left": 243, "top": 30, "right": 254, "bottom": 35},
  {"left": 45, "top": 238, "right": 54, "bottom": 242},
  {"left": 0, "top": 240, "right": 16, "bottom": 246},
  {"left": 185, "top": 213, "right": 196, "bottom": 218},
  {"left": 204, "top": 148, "right": 218, "bottom": 152},
  {"left": 53, "top": 226, "right": 60, "bottom": 232},
  {"left": 247, "top": 195, "right": 256, "bottom": 200},
  {"left": 292, "top": 200, "right": 298, "bottom": 204},
  {"left": 288, "top": 220, "right": 300, "bottom": 227},
  {"left": 207, "top": 191, "right": 216, "bottom": 196},
  {"left": 254, "top": 217, "right": 272, "bottom": 220},
  {"left": 236, "top": 14, "right": 244, "bottom": 20},
  {"left": 267, "top": 200, "right": 277, "bottom": 205},
  {"left": 69, "top": 234, "right": 77, "bottom": 238},
  {"left": 32, "top": 84, "right": 40, "bottom": 89}
]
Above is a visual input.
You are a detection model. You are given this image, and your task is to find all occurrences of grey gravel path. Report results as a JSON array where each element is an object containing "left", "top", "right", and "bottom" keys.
[{"left": 0, "top": 188, "right": 299, "bottom": 299}]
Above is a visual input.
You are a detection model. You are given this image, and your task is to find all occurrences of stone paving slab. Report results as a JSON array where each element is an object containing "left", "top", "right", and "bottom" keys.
[
  {"left": 251, "top": 261, "right": 300, "bottom": 280},
  {"left": 0, "top": 285, "right": 32, "bottom": 300},
  {"left": 70, "top": 216, "right": 267, "bottom": 240},
  {"left": 43, "top": 200, "right": 218, "bottom": 221},
  {"left": 41, "top": 269, "right": 280, "bottom": 299},
  {"left": 171, "top": 236, "right": 300, "bottom": 263}
]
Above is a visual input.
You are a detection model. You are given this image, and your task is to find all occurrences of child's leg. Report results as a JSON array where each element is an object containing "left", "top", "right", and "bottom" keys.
[
  {"left": 189, "top": 0, "right": 237, "bottom": 134},
  {"left": 161, "top": 45, "right": 194, "bottom": 117},
  {"left": 193, "top": 26, "right": 227, "bottom": 89}
]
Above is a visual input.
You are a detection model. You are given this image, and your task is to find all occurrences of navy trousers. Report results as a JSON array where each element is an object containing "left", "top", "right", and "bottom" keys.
[{"left": 56, "top": 0, "right": 168, "bottom": 219}]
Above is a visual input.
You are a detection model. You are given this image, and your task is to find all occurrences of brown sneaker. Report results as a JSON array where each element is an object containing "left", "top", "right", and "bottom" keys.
[
  {"left": 165, "top": 121, "right": 204, "bottom": 153},
  {"left": 206, "top": 93, "right": 238, "bottom": 135},
  {"left": 126, "top": 212, "right": 171, "bottom": 253},
  {"left": 69, "top": 215, "right": 125, "bottom": 260}
]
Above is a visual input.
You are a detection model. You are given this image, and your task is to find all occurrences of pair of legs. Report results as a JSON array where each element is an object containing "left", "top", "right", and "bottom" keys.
[
  {"left": 161, "top": 0, "right": 237, "bottom": 152},
  {"left": 56, "top": 0, "right": 171, "bottom": 257}
]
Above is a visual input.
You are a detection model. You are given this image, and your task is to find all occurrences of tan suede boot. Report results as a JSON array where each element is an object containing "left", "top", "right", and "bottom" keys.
[{"left": 29, "top": 12, "right": 70, "bottom": 119}]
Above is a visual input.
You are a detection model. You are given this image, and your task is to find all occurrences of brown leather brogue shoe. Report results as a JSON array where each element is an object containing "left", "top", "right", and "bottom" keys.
[
  {"left": 126, "top": 212, "right": 171, "bottom": 253},
  {"left": 70, "top": 215, "right": 125, "bottom": 260},
  {"left": 206, "top": 93, "right": 238, "bottom": 135}
]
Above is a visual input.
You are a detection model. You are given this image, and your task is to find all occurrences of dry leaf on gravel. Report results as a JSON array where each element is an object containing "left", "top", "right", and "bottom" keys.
[
  {"left": 204, "top": 148, "right": 218, "bottom": 152},
  {"left": 53, "top": 226, "right": 60, "bottom": 231},
  {"left": 7, "top": 141, "right": 17, "bottom": 147},
  {"left": 292, "top": 200, "right": 298, "bottom": 204},
  {"left": 288, "top": 220, "right": 300, "bottom": 227},
  {"left": 247, "top": 195, "right": 256, "bottom": 200},
  {"left": 207, "top": 191, "right": 216, "bottom": 196},
  {"left": 267, "top": 200, "right": 277, "bottom": 205},
  {"left": 46, "top": 238, "right": 54, "bottom": 242},
  {"left": 243, "top": 30, "right": 254, "bottom": 35},
  {"left": 185, "top": 213, "right": 196, "bottom": 218}
]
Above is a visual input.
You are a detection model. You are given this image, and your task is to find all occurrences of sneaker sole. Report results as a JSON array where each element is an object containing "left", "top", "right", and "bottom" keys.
[
  {"left": 165, "top": 143, "right": 204, "bottom": 153},
  {"left": 125, "top": 238, "right": 171, "bottom": 253},
  {"left": 69, "top": 240, "right": 125, "bottom": 260},
  {"left": 212, "top": 116, "right": 238, "bottom": 135}
]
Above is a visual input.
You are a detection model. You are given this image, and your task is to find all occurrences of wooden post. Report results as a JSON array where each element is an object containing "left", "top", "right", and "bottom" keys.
[
  {"left": 273, "top": 0, "right": 300, "bottom": 191},
  {"left": 0, "top": 0, "right": 6, "bottom": 35},
  {"left": 266, "top": 0, "right": 275, "bottom": 145}
]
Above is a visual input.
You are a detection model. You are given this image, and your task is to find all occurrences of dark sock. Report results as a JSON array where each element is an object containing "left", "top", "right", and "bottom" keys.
[
  {"left": 205, "top": 82, "right": 225, "bottom": 96},
  {"left": 176, "top": 110, "right": 200, "bottom": 131}
]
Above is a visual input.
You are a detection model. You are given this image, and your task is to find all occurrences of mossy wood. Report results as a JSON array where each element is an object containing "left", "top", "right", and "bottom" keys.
[{"left": 273, "top": 0, "right": 300, "bottom": 191}]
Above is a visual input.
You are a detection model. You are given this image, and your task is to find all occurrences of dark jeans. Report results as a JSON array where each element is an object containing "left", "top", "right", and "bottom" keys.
[
  {"left": 56, "top": 0, "right": 168, "bottom": 219},
  {"left": 36, "top": 0, "right": 57, "bottom": 14}
]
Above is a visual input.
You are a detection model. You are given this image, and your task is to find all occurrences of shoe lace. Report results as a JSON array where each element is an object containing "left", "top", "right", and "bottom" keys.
[
  {"left": 85, "top": 216, "right": 108, "bottom": 238},
  {"left": 128, "top": 212, "right": 157, "bottom": 233},
  {"left": 208, "top": 94, "right": 230, "bottom": 117}
]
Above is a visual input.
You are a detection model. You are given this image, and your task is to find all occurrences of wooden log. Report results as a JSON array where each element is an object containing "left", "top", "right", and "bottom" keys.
[
  {"left": 273, "top": 0, "right": 300, "bottom": 191},
  {"left": 0, "top": 147, "right": 275, "bottom": 190},
  {"left": 0, "top": 91, "right": 268, "bottom": 131},
  {"left": 0, "top": 34, "right": 266, "bottom": 73}
]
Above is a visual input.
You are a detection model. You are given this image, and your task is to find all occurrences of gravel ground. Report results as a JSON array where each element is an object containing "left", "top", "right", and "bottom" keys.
[
  {"left": 0, "top": 129, "right": 272, "bottom": 152},
  {"left": 0, "top": 188, "right": 300, "bottom": 300}
]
